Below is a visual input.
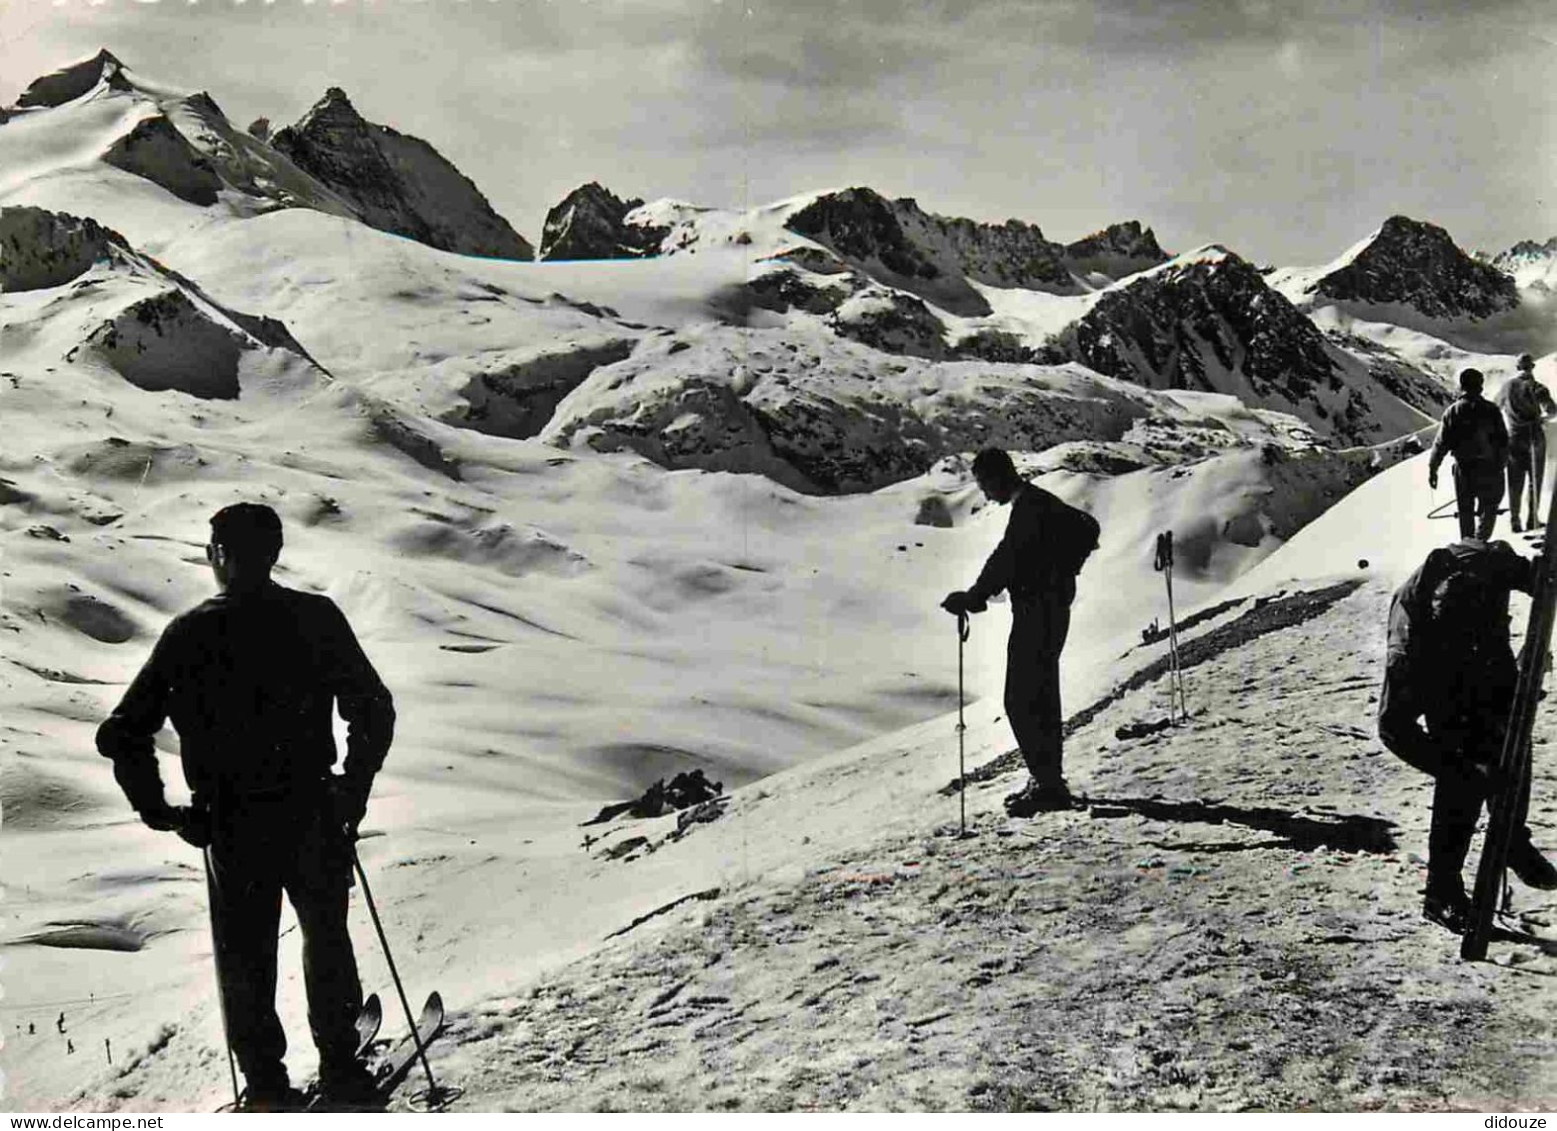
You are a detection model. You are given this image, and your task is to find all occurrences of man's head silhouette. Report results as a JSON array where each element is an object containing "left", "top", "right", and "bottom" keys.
[
  {"left": 971, "top": 448, "right": 1020, "bottom": 505},
  {"left": 208, "top": 503, "right": 282, "bottom": 590}
]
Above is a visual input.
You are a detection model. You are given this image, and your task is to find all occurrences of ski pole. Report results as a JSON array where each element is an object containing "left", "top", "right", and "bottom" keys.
[
  {"left": 351, "top": 843, "right": 442, "bottom": 1100},
  {"left": 1154, "top": 532, "right": 1189, "bottom": 722},
  {"left": 202, "top": 847, "right": 241, "bottom": 1110},
  {"left": 956, "top": 611, "right": 970, "bottom": 838}
]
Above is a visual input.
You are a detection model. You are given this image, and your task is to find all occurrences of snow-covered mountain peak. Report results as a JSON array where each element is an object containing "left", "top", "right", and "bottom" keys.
[
  {"left": 1300, "top": 214, "right": 1519, "bottom": 320},
  {"left": 1494, "top": 236, "right": 1557, "bottom": 290},
  {"left": 12, "top": 49, "right": 125, "bottom": 110}
]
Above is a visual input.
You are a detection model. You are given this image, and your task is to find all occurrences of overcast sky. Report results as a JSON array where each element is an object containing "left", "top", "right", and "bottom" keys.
[{"left": 2, "top": 0, "right": 1553, "bottom": 264}]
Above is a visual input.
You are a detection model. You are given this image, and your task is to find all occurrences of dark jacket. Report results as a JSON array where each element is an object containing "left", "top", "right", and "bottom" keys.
[
  {"left": 969, "top": 482, "right": 1097, "bottom": 606},
  {"left": 1430, "top": 394, "right": 1509, "bottom": 473},
  {"left": 96, "top": 581, "right": 394, "bottom": 812},
  {"left": 1496, "top": 375, "right": 1556, "bottom": 440},
  {"left": 1379, "top": 539, "right": 1531, "bottom": 775}
]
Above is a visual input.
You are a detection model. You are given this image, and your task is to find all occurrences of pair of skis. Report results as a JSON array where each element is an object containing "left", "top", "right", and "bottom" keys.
[
  {"left": 335, "top": 990, "right": 447, "bottom": 1109},
  {"left": 1463, "top": 468, "right": 1557, "bottom": 960},
  {"left": 213, "top": 992, "right": 444, "bottom": 1112}
]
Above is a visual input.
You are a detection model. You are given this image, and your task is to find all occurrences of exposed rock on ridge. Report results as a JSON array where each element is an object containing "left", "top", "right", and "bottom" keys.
[
  {"left": 272, "top": 87, "right": 532, "bottom": 260},
  {"left": 1052, "top": 248, "right": 1433, "bottom": 446},
  {"left": 1309, "top": 215, "right": 1518, "bottom": 319},
  {"left": 0, "top": 207, "right": 116, "bottom": 291},
  {"left": 102, "top": 115, "right": 222, "bottom": 206},
  {"left": 538, "top": 183, "right": 667, "bottom": 261},
  {"left": 13, "top": 49, "right": 124, "bottom": 109}
]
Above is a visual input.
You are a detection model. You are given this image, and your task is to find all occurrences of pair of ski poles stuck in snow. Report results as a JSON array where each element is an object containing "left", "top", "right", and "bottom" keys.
[
  {"left": 201, "top": 839, "right": 444, "bottom": 1110},
  {"left": 950, "top": 529, "right": 1191, "bottom": 836}
]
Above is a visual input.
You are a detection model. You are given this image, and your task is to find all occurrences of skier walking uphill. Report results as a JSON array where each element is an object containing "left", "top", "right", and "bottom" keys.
[
  {"left": 96, "top": 504, "right": 395, "bottom": 1112},
  {"left": 1428, "top": 368, "right": 1509, "bottom": 541},
  {"left": 1377, "top": 538, "right": 1557, "bottom": 934},
  {"left": 1495, "top": 353, "right": 1556, "bottom": 533},
  {"left": 942, "top": 449, "right": 1099, "bottom": 818}
]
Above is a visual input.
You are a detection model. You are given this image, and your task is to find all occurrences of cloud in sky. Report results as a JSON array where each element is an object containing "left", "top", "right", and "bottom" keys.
[{"left": 0, "top": 0, "right": 1552, "bottom": 263}]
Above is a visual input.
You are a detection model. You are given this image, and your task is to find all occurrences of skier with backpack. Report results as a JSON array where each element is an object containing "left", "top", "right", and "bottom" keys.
[
  {"left": 1428, "top": 368, "right": 1509, "bottom": 540},
  {"left": 942, "top": 448, "right": 1100, "bottom": 817},
  {"left": 96, "top": 504, "right": 396, "bottom": 1111},
  {"left": 1495, "top": 353, "right": 1555, "bottom": 533},
  {"left": 1377, "top": 538, "right": 1557, "bottom": 933}
]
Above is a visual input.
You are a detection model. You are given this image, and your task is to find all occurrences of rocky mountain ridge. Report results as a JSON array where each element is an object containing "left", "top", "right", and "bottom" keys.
[
  {"left": 271, "top": 87, "right": 533, "bottom": 260},
  {"left": 3, "top": 53, "right": 531, "bottom": 261},
  {"left": 1306, "top": 215, "right": 1519, "bottom": 320},
  {"left": 1049, "top": 248, "right": 1448, "bottom": 446}
]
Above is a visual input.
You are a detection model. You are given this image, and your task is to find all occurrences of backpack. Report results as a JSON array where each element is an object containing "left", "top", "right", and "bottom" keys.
[
  {"left": 1398, "top": 544, "right": 1518, "bottom": 689},
  {"left": 1051, "top": 497, "right": 1101, "bottom": 577}
]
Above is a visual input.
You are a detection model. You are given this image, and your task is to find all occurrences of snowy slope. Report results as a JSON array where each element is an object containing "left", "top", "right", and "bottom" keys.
[{"left": 8, "top": 50, "right": 1557, "bottom": 1115}]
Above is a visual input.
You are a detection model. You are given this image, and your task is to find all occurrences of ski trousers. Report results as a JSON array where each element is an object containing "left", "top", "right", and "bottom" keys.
[
  {"left": 1426, "top": 718, "right": 1534, "bottom": 894},
  {"left": 206, "top": 784, "right": 364, "bottom": 1091},
  {"left": 1005, "top": 590, "right": 1072, "bottom": 787},
  {"left": 1507, "top": 424, "right": 1546, "bottom": 529},
  {"left": 1377, "top": 664, "right": 1533, "bottom": 892},
  {"left": 1453, "top": 460, "right": 1505, "bottom": 540}
]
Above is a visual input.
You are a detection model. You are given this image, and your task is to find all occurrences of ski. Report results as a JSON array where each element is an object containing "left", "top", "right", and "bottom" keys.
[
  {"left": 373, "top": 990, "right": 445, "bottom": 1102},
  {"left": 355, "top": 992, "right": 383, "bottom": 1059},
  {"left": 1463, "top": 485, "right": 1557, "bottom": 960}
]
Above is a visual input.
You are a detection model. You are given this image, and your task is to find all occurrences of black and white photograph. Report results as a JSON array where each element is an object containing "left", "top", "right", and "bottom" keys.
[{"left": 1, "top": 0, "right": 1555, "bottom": 1113}]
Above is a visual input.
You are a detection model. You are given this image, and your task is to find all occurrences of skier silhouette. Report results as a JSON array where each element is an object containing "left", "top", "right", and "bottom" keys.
[
  {"left": 1495, "top": 353, "right": 1555, "bottom": 532},
  {"left": 1429, "top": 368, "right": 1509, "bottom": 540},
  {"left": 97, "top": 503, "right": 395, "bottom": 1111},
  {"left": 942, "top": 449, "right": 1099, "bottom": 816}
]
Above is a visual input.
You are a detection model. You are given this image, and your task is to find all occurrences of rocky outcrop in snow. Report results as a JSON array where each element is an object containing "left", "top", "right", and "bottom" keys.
[
  {"left": 538, "top": 183, "right": 668, "bottom": 261},
  {"left": 12, "top": 49, "right": 124, "bottom": 109},
  {"left": 1309, "top": 215, "right": 1518, "bottom": 319},
  {"left": 1493, "top": 237, "right": 1557, "bottom": 290},
  {"left": 1065, "top": 220, "right": 1169, "bottom": 279},
  {"left": 272, "top": 87, "right": 532, "bottom": 260},
  {"left": 782, "top": 189, "right": 1167, "bottom": 316},
  {"left": 539, "top": 327, "right": 1326, "bottom": 494},
  {"left": 441, "top": 338, "right": 638, "bottom": 439},
  {"left": 0, "top": 207, "right": 116, "bottom": 291},
  {"left": 102, "top": 114, "right": 222, "bottom": 206},
  {"left": 0, "top": 206, "right": 326, "bottom": 398},
  {"left": 1050, "top": 248, "right": 1438, "bottom": 447}
]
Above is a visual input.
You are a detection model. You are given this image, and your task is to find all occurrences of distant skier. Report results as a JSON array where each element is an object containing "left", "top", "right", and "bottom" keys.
[
  {"left": 1495, "top": 353, "right": 1555, "bottom": 532},
  {"left": 1428, "top": 368, "right": 1509, "bottom": 540},
  {"left": 942, "top": 449, "right": 1099, "bottom": 816},
  {"left": 96, "top": 503, "right": 395, "bottom": 1111},
  {"left": 1377, "top": 537, "right": 1557, "bottom": 933}
]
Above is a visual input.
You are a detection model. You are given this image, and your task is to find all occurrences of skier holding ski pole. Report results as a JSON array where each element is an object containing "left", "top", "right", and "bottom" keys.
[
  {"left": 97, "top": 503, "right": 395, "bottom": 1111},
  {"left": 942, "top": 449, "right": 1099, "bottom": 817},
  {"left": 1496, "top": 353, "right": 1555, "bottom": 534}
]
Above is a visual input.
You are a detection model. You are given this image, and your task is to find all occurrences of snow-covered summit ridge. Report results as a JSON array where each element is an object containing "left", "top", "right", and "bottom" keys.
[
  {"left": 538, "top": 182, "right": 1169, "bottom": 306},
  {"left": 1283, "top": 215, "right": 1518, "bottom": 321},
  {"left": 2, "top": 51, "right": 530, "bottom": 261},
  {"left": 1494, "top": 236, "right": 1557, "bottom": 291}
]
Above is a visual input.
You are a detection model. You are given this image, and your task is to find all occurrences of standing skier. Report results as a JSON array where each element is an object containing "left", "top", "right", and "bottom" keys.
[
  {"left": 1377, "top": 538, "right": 1557, "bottom": 933},
  {"left": 942, "top": 449, "right": 1099, "bottom": 817},
  {"left": 1495, "top": 353, "right": 1555, "bottom": 533},
  {"left": 1428, "top": 368, "right": 1509, "bottom": 540},
  {"left": 97, "top": 504, "right": 395, "bottom": 1111}
]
